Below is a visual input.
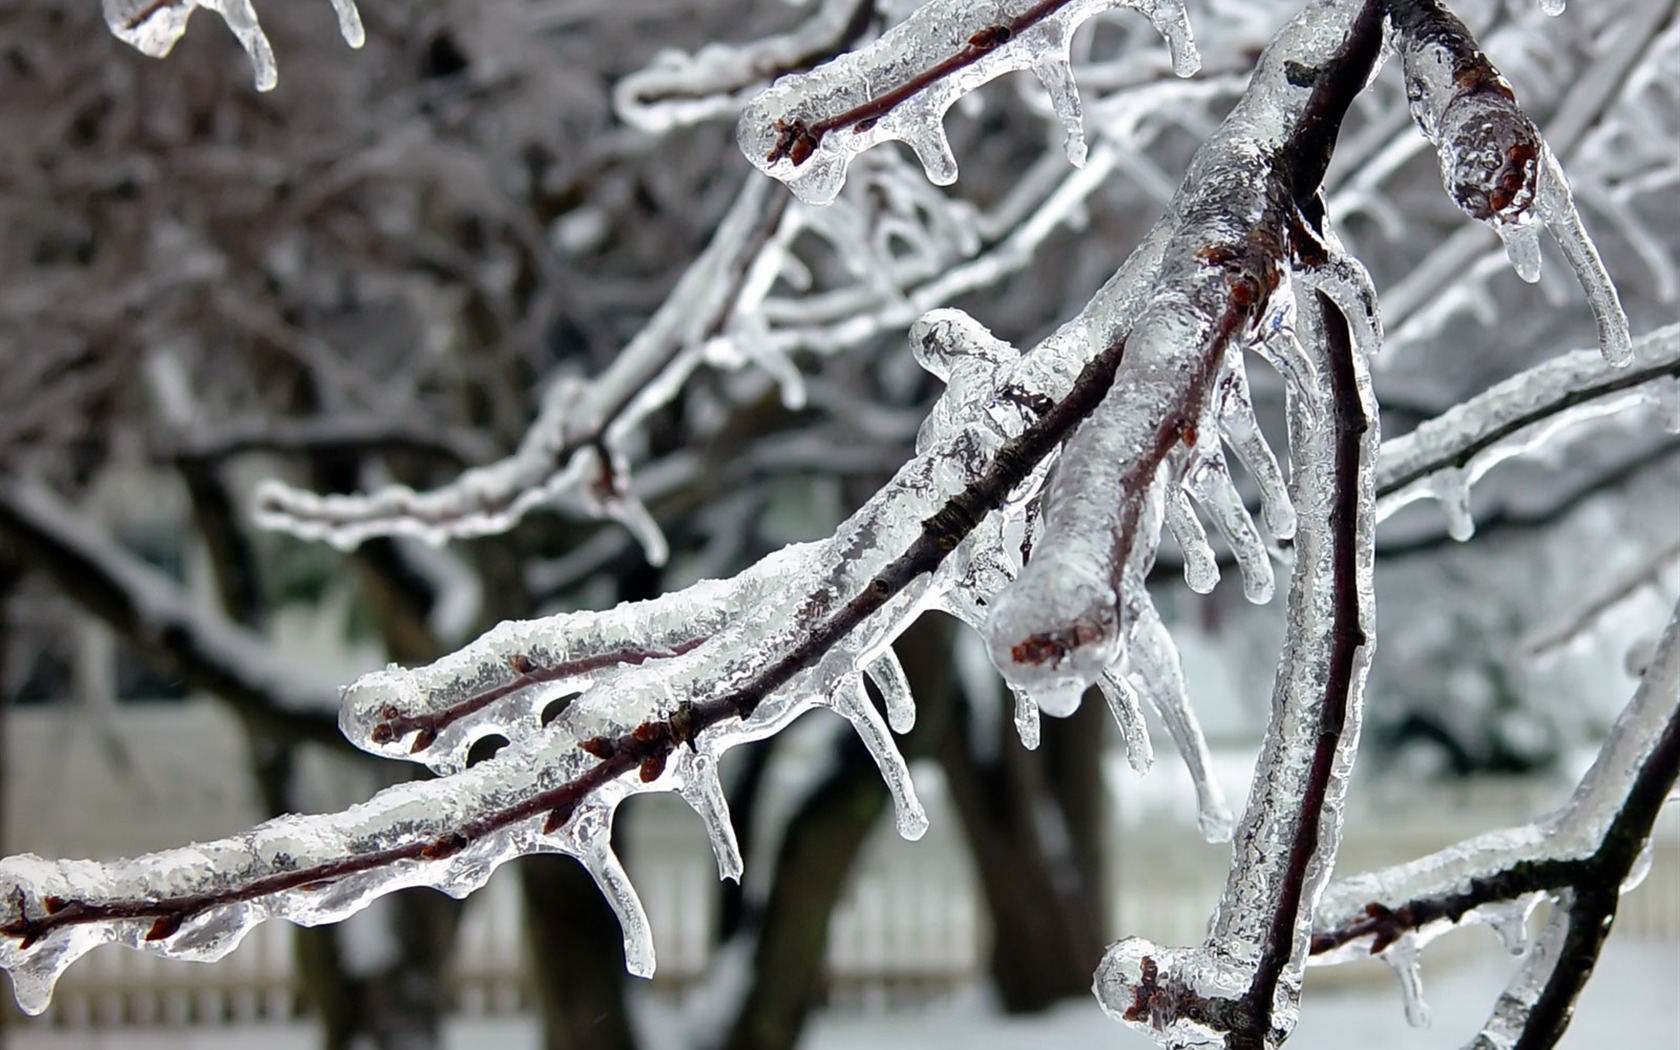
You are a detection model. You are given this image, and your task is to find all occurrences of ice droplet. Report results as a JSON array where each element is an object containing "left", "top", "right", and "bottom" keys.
[
  {"left": 1384, "top": 936, "right": 1432, "bottom": 1028},
  {"left": 1539, "top": 0, "right": 1565, "bottom": 15},
  {"left": 1496, "top": 220, "right": 1544, "bottom": 284},
  {"left": 1431, "top": 468, "right": 1475, "bottom": 541}
]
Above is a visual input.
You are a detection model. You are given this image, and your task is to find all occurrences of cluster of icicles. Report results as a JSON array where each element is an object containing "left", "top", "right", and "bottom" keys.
[{"left": 103, "top": 0, "right": 364, "bottom": 92}]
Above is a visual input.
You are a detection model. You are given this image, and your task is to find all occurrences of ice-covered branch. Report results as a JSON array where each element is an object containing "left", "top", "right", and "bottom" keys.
[
  {"left": 0, "top": 241, "right": 1168, "bottom": 1012},
  {"left": 613, "top": 0, "right": 876, "bottom": 132},
  {"left": 1376, "top": 322, "right": 1680, "bottom": 537},
  {"left": 1309, "top": 589, "right": 1680, "bottom": 1049},
  {"left": 103, "top": 0, "right": 364, "bottom": 91},
  {"left": 737, "top": 0, "right": 1201, "bottom": 204},
  {"left": 0, "top": 476, "right": 346, "bottom": 748},
  {"left": 1386, "top": 0, "right": 1631, "bottom": 365},
  {"left": 251, "top": 176, "right": 790, "bottom": 562}
]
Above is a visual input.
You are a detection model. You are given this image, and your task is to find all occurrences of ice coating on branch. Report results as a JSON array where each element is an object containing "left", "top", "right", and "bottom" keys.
[
  {"left": 737, "top": 0, "right": 1200, "bottom": 204},
  {"left": 1099, "top": 242, "right": 1379, "bottom": 1044},
  {"left": 983, "top": 207, "right": 1291, "bottom": 700},
  {"left": 1313, "top": 586, "right": 1680, "bottom": 1022},
  {"left": 1376, "top": 325, "right": 1680, "bottom": 529},
  {"left": 255, "top": 176, "right": 785, "bottom": 557},
  {"left": 103, "top": 0, "right": 364, "bottom": 91},
  {"left": 1390, "top": 0, "right": 1631, "bottom": 366},
  {"left": 614, "top": 0, "right": 873, "bottom": 132}
]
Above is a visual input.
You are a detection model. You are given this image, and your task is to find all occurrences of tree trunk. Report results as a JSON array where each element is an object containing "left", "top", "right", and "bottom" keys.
[
  {"left": 519, "top": 855, "right": 639, "bottom": 1050},
  {"left": 936, "top": 685, "right": 1109, "bottom": 1012},
  {"left": 720, "top": 736, "right": 886, "bottom": 1050}
]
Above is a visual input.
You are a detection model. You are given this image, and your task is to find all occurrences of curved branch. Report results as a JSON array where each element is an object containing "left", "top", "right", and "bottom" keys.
[{"left": 0, "top": 477, "right": 346, "bottom": 750}]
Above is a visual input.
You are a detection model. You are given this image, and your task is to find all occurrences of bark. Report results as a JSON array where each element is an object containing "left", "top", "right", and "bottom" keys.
[{"left": 937, "top": 686, "right": 1109, "bottom": 1012}]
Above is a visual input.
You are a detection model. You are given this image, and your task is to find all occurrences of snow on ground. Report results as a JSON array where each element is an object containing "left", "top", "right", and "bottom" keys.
[{"left": 12, "top": 938, "right": 1675, "bottom": 1049}]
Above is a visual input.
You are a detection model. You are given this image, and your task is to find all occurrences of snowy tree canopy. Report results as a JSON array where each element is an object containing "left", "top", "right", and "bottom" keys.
[{"left": 2, "top": 1, "right": 1678, "bottom": 1048}]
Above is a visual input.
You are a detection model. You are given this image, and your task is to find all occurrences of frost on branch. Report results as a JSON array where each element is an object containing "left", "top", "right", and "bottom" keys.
[
  {"left": 1389, "top": 0, "right": 1631, "bottom": 366},
  {"left": 736, "top": 0, "right": 1202, "bottom": 204},
  {"left": 103, "top": 0, "right": 364, "bottom": 91}
]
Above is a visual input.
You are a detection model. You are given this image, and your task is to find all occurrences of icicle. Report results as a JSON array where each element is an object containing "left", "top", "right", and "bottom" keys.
[
  {"left": 1183, "top": 450, "right": 1274, "bottom": 604},
  {"left": 1430, "top": 467, "right": 1476, "bottom": 541},
  {"left": 675, "top": 752, "right": 744, "bottom": 883},
  {"left": 903, "top": 123, "right": 961, "bottom": 187},
  {"left": 1032, "top": 55, "right": 1088, "bottom": 168},
  {"left": 577, "top": 842, "right": 657, "bottom": 979},
  {"left": 1010, "top": 686, "right": 1043, "bottom": 750},
  {"left": 1164, "top": 486, "right": 1220, "bottom": 594},
  {"left": 1479, "top": 897, "right": 1537, "bottom": 956},
  {"left": 603, "top": 493, "right": 671, "bottom": 568},
  {"left": 864, "top": 651, "right": 917, "bottom": 735},
  {"left": 737, "top": 0, "right": 1201, "bottom": 204},
  {"left": 328, "top": 0, "right": 365, "bottom": 48},
  {"left": 826, "top": 675, "right": 929, "bottom": 840},
  {"left": 1097, "top": 670, "right": 1154, "bottom": 773},
  {"left": 1254, "top": 326, "right": 1321, "bottom": 421},
  {"left": 1214, "top": 356, "right": 1296, "bottom": 540},
  {"left": 1124, "top": 603, "right": 1233, "bottom": 842},
  {"left": 1495, "top": 218, "right": 1544, "bottom": 284},
  {"left": 1382, "top": 935, "right": 1432, "bottom": 1028},
  {"left": 1146, "top": 0, "right": 1200, "bottom": 77},
  {"left": 1534, "top": 148, "right": 1634, "bottom": 368}
]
